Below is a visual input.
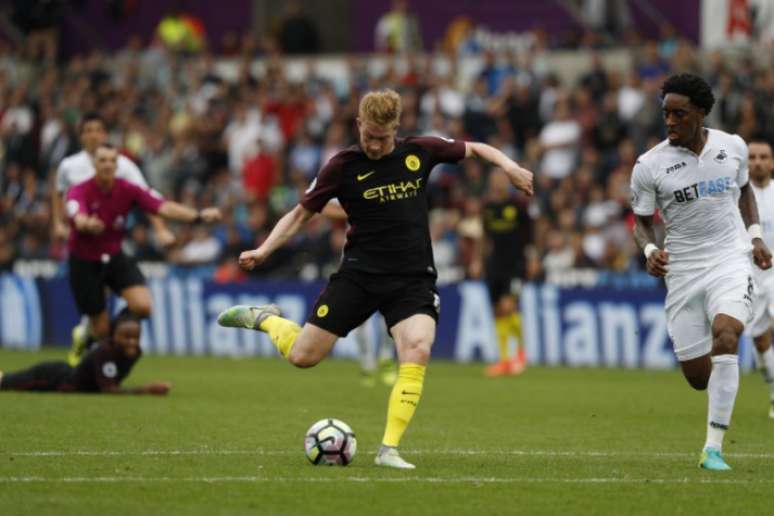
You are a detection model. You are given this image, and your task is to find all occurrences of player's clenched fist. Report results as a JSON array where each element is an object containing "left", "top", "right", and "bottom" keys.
[
  {"left": 199, "top": 207, "right": 222, "bottom": 223},
  {"left": 239, "top": 249, "right": 267, "bottom": 270},
  {"left": 505, "top": 165, "right": 534, "bottom": 196},
  {"left": 753, "top": 239, "right": 772, "bottom": 270},
  {"left": 646, "top": 249, "right": 669, "bottom": 277}
]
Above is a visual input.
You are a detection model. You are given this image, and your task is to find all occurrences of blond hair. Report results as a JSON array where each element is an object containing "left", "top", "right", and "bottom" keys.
[{"left": 358, "top": 89, "right": 402, "bottom": 127}]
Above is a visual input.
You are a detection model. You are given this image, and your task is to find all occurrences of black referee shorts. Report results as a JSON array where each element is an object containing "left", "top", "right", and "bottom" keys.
[
  {"left": 68, "top": 251, "right": 146, "bottom": 316},
  {"left": 307, "top": 271, "right": 441, "bottom": 337}
]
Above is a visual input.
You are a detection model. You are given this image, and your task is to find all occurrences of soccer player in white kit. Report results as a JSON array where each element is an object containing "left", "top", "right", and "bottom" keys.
[
  {"left": 746, "top": 139, "right": 774, "bottom": 417},
  {"left": 630, "top": 74, "right": 772, "bottom": 471},
  {"left": 51, "top": 113, "right": 175, "bottom": 365}
]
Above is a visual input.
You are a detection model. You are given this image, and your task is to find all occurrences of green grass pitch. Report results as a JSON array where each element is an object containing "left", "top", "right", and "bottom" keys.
[{"left": 1, "top": 348, "right": 773, "bottom": 515}]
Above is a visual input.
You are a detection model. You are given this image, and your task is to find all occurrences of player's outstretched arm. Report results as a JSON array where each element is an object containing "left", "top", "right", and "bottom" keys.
[
  {"left": 464, "top": 141, "right": 534, "bottom": 196},
  {"left": 157, "top": 202, "right": 222, "bottom": 224},
  {"left": 239, "top": 204, "right": 315, "bottom": 271},
  {"left": 148, "top": 214, "right": 177, "bottom": 247},
  {"left": 634, "top": 214, "right": 669, "bottom": 277},
  {"left": 103, "top": 381, "right": 172, "bottom": 395},
  {"left": 739, "top": 183, "right": 773, "bottom": 270}
]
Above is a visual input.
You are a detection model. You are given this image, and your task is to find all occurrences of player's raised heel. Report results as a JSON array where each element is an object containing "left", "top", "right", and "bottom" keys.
[
  {"left": 374, "top": 447, "right": 415, "bottom": 469},
  {"left": 217, "top": 304, "right": 281, "bottom": 330},
  {"left": 698, "top": 448, "right": 731, "bottom": 471},
  {"left": 67, "top": 324, "right": 89, "bottom": 367}
]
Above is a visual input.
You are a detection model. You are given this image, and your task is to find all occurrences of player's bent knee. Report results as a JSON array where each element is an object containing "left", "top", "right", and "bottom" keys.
[
  {"left": 399, "top": 339, "right": 432, "bottom": 364},
  {"left": 287, "top": 348, "right": 322, "bottom": 369},
  {"left": 712, "top": 329, "right": 739, "bottom": 355}
]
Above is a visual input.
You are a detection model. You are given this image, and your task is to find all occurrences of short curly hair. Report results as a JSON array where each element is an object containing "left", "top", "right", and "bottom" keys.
[
  {"left": 359, "top": 89, "right": 402, "bottom": 127},
  {"left": 661, "top": 73, "right": 715, "bottom": 115}
]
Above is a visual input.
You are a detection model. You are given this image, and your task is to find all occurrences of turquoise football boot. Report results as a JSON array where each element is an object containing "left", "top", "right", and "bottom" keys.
[{"left": 698, "top": 448, "right": 731, "bottom": 471}]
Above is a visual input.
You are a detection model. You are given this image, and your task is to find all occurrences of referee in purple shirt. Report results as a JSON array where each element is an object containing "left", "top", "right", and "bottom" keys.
[{"left": 65, "top": 143, "right": 222, "bottom": 362}]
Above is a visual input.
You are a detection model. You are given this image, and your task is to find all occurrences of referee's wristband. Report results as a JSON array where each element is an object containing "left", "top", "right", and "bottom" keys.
[
  {"left": 643, "top": 243, "right": 659, "bottom": 259},
  {"left": 748, "top": 224, "right": 763, "bottom": 241},
  {"left": 193, "top": 211, "right": 203, "bottom": 224}
]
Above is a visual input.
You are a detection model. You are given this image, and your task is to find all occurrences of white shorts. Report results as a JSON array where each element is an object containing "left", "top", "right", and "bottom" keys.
[
  {"left": 748, "top": 271, "right": 774, "bottom": 338},
  {"left": 665, "top": 256, "right": 753, "bottom": 362}
]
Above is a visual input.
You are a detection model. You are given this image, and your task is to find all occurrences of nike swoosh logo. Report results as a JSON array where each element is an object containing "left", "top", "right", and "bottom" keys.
[
  {"left": 401, "top": 390, "right": 420, "bottom": 396},
  {"left": 357, "top": 171, "right": 375, "bottom": 181}
]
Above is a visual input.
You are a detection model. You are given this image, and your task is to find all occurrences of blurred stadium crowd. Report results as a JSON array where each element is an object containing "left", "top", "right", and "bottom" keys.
[{"left": 1, "top": 10, "right": 773, "bottom": 285}]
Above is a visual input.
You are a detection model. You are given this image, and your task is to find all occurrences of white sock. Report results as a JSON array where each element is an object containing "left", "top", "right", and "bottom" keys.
[
  {"left": 354, "top": 324, "right": 376, "bottom": 372},
  {"left": 757, "top": 347, "right": 774, "bottom": 401},
  {"left": 705, "top": 354, "right": 739, "bottom": 451}
]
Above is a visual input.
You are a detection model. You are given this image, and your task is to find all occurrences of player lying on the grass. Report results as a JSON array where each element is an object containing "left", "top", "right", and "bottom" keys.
[
  {"left": 746, "top": 138, "right": 774, "bottom": 418},
  {"left": 0, "top": 310, "right": 170, "bottom": 395},
  {"left": 65, "top": 142, "right": 221, "bottom": 365},
  {"left": 218, "top": 88, "right": 534, "bottom": 469},
  {"left": 630, "top": 73, "right": 772, "bottom": 471}
]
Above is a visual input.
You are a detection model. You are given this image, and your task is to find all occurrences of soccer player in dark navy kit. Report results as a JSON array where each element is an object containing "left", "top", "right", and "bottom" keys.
[
  {"left": 481, "top": 169, "right": 533, "bottom": 377},
  {"left": 66, "top": 143, "right": 222, "bottom": 362},
  {"left": 0, "top": 311, "right": 171, "bottom": 395},
  {"left": 218, "top": 89, "right": 534, "bottom": 469}
]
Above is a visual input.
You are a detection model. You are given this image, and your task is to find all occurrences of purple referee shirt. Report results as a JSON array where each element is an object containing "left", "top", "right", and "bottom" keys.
[{"left": 66, "top": 177, "right": 164, "bottom": 261}]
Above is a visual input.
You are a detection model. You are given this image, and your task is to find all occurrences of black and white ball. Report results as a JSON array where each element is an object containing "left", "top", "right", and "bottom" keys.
[{"left": 304, "top": 418, "right": 357, "bottom": 466}]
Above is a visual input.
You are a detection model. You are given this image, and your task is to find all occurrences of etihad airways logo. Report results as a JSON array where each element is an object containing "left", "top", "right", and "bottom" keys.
[{"left": 363, "top": 178, "right": 423, "bottom": 202}]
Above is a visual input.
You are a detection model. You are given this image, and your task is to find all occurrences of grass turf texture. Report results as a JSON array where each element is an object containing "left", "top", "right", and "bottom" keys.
[{"left": 1, "top": 348, "right": 773, "bottom": 515}]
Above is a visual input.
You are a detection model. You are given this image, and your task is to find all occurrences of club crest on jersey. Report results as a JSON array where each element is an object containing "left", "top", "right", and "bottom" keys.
[
  {"left": 102, "top": 362, "right": 117, "bottom": 378},
  {"left": 714, "top": 149, "right": 727, "bottom": 163},
  {"left": 405, "top": 154, "right": 421, "bottom": 172},
  {"left": 316, "top": 304, "right": 329, "bottom": 317}
]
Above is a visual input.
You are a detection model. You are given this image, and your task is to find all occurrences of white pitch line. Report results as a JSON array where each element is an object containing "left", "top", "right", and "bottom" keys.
[
  {"left": 4, "top": 449, "right": 774, "bottom": 459},
  {"left": 0, "top": 476, "right": 772, "bottom": 485}
]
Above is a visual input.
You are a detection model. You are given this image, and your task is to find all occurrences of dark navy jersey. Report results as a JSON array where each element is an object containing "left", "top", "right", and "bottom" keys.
[
  {"left": 483, "top": 196, "right": 532, "bottom": 277},
  {"left": 70, "top": 343, "right": 141, "bottom": 392},
  {"left": 301, "top": 136, "right": 465, "bottom": 277}
]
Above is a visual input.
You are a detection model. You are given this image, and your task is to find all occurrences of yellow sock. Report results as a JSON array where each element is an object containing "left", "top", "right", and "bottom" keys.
[
  {"left": 259, "top": 315, "right": 301, "bottom": 358},
  {"left": 509, "top": 312, "right": 522, "bottom": 345},
  {"left": 382, "top": 363, "right": 426, "bottom": 447},
  {"left": 495, "top": 317, "right": 511, "bottom": 361}
]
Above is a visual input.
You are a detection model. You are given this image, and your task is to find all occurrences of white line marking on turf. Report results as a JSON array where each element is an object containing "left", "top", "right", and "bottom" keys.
[
  {"left": 0, "top": 476, "right": 772, "bottom": 485},
  {"left": 4, "top": 449, "right": 774, "bottom": 459}
]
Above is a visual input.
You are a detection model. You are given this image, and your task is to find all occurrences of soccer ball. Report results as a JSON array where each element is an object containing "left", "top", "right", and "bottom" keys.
[{"left": 304, "top": 418, "right": 357, "bottom": 466}]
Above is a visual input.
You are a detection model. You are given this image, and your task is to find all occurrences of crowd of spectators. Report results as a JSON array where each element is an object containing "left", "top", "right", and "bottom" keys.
[{"left": 1, "top": 23, "right": 773, "bottom": 285}]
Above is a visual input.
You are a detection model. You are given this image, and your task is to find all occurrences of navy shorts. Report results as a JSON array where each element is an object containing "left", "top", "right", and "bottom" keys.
[{"left": 307, "top": 271, "right": 440, "bottom": 337}]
